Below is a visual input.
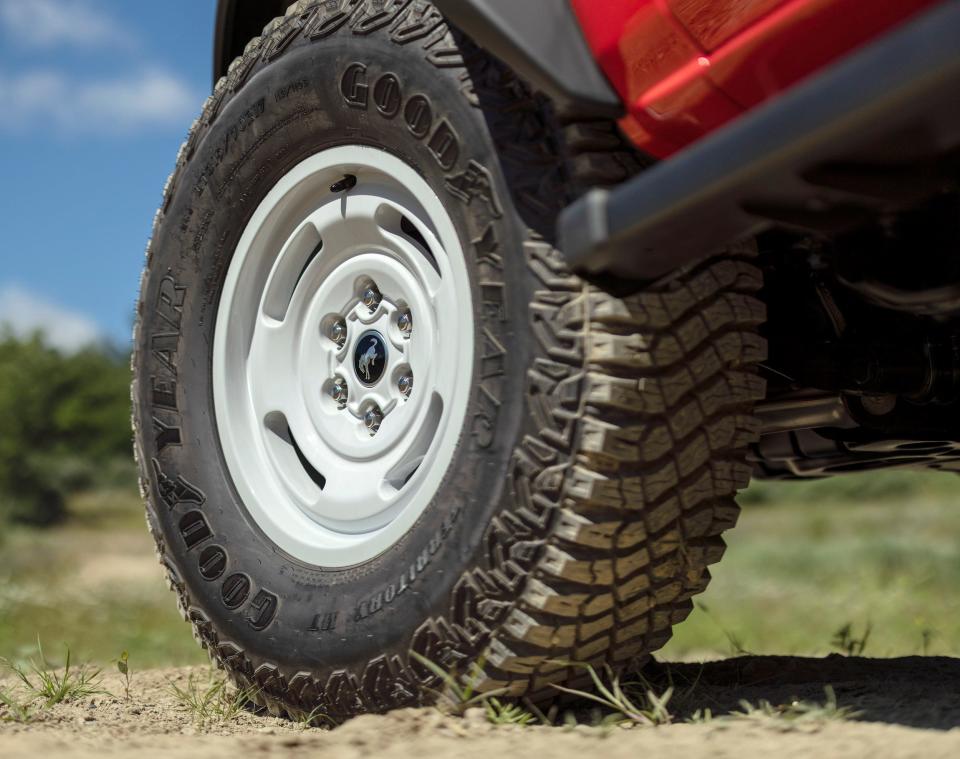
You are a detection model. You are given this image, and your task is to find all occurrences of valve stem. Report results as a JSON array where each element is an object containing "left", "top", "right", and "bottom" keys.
[{"left": 329, "top": 174, "right": 357, "bottom": 193}]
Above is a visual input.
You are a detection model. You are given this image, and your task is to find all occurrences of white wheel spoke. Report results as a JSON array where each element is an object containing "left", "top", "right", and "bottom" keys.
[
  {"left": 247, "top": 313, "right": 301, "bottom": 418},
  {"left": 304, "top": 450, "right": 394, "bottom": 522},
  {"left": 310, "top": 193, "right": 390, "bottom": 255}
]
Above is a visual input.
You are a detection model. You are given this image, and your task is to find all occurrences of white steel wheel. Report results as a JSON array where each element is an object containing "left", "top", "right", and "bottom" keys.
[{"left": 213, "top": 146, "right": 474, "bottom": 567}]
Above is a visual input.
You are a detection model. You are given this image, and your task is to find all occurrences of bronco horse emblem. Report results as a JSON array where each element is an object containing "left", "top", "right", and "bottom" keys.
[{"left": 358, "top": 337, "right": 379, "bottom": 382}]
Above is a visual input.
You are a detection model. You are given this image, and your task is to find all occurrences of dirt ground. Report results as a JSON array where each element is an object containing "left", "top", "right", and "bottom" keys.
[{"left": 3, "top": 655, "right": 960, "bottom": 758}]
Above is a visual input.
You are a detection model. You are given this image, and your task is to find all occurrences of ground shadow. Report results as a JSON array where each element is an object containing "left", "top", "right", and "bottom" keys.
[{"left": 637, "top": 654, "right": 960, "bottom": 730}]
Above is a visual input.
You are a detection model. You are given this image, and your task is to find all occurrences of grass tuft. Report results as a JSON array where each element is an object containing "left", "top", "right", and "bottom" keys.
[
  {"left": 551, "top": 664, "right": 674, "bottom": 727},
  {"left": 831, "top": 623, "right": 872, "bottom": 656},
  {"left": 409, "top": 651, "right": 539, "bottom": 725},
  {"left": 484, "top": 697, "right": 537, "bottom": 726},
  {"left": 294, "top": 704, "right": 333, "bottom": 730},
  {"left": 167, "top": 672, "right": 258, "bottom": 728},
  {"left": 731, "top": 685, "right": 861, "bottom": 729},
  {"left": 0, "top": 687, "right": 36, "bottom": 723},
  {"left": 409, "top": 651, "right": 501, "bottom": 714},
  {"left": 116, "top": 650, "right": 131, "bottom": 700},
  {"left": 696, "top": 603, "right": 752, "bottom": 656},
  {"left": 1, "top": 640, "right": 105, "bottom": 707}
]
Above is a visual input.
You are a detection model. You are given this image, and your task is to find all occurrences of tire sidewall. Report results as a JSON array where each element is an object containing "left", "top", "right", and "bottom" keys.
[{"left": 136, "top": 35, "right": 533, "bottom": 677}]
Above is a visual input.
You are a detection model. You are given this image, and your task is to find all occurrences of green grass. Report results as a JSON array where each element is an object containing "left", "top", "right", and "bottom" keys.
[
  {"left": 552, "top": 665, "right": 674, "bottom": 726},
  {"left": 2, "top": 469, "right": 960, "bottom": 675},
  {"left": 484, "top": 697, "right": 538, "bottom": 726},
  {"left": 408, "top": 651, "right": 504, "bottom": 715},
  {"left": 0, "top": 488, "right": 206, "bottom": 667},
  {"left": 168, "top": 672, "right": 260, "bottom": 728},
  {"left": 2, "top": 641, "right": 105, "bottom": 706},
  {"left": 0, "top": 687, "right": 35, "bottom": 723},
  {"left": 662, "top": 469, "right": 960, "bottom": 659},
  {"left": 729, "top": 685, "right": 861, "bottom": 729}
]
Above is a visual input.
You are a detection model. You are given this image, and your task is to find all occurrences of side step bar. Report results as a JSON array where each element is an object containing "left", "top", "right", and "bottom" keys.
[{"left": 559, "top": 1, "right": 960, "bottom": 281}]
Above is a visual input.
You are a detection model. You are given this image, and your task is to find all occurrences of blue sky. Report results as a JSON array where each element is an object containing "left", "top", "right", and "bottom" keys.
[{"left": 0, "top": 0, "right": 215, "bottom": 350}]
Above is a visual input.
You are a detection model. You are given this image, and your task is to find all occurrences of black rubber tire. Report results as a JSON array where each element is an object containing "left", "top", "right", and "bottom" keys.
[{"left": 132, "top": 0, "right": 767, "bottom": 721}]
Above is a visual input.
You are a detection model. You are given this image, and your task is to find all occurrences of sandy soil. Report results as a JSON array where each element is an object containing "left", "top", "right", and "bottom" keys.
[{"left": 3, "top": 655, "right": 960, "bottom": 758}]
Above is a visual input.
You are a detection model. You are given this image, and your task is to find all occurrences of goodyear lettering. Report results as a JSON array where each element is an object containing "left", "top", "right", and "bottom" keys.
[
  {"left": 221, "top": 573, "right": 251, "bottom": 610},
  {"left": 246, "top": 589, "right": 279, "bottom": 631},
  {"left": 198, "top": 545, "right": 227, "bottom": 581},
  {"left": 373, "top": 73, "right": 401, "bottom": 117},
  {"left": 147, "top": 273, "right": 280, "bottom": 631},
  {"left": 152, "top": 458, "right": 204, "bottom": 509},
  {"left": 403, "top": 94, "right": 431, "bottom": 138},
  {"left": 179, "top": 510, "right": 213, "bottom": 550},
  {"left": 340, "top": 62, "right": 369, "bottom": 108}
]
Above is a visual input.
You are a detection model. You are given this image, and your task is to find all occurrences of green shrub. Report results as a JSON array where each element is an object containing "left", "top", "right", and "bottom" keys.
[{"left": 0, "top": 331, "right": 133, "bottom": 526}]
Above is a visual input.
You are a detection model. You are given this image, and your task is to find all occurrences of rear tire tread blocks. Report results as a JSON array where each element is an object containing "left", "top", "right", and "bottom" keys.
[{"left": 474, "top": 244, "right": 765, "bottom": 696}]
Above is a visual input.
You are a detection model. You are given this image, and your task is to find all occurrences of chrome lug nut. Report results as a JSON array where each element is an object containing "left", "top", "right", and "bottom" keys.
[
  {"left": 361, "top": 285, "right": 382, "bottom": 311},
  {"left": 364, "top": 405, "right": 383, "bottom": 435},
  {"left": 398, "top": 373, "right": 413, "bottom": 398},
  {"left": 397, "top": 310, "right": 412, "bottom": 337},
  {"left": 330, "top": 377, "right": 348, "bottom": 407},
  {"left": 328, "top": 319, "right": 347, "bottom": 347}
]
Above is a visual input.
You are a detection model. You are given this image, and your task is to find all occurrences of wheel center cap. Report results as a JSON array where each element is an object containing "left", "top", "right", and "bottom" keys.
[{"left": 354, "top": 330, "right": 388, "bottom": 386}]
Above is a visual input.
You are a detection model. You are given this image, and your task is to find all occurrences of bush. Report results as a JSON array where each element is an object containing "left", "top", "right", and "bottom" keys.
[{"left": 0, "top": 331, "right": 133, "bottom": 526}]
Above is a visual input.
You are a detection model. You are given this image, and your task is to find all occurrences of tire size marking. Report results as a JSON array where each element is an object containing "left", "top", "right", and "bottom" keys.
[
  {"left": 311, "top": 501, "right": 464, "bottom": 632},
  {"left": 276, "top": 78, "right": 309, "bottom": 102},
  {"left": 194, "top": 98, "right": 266, "bottom": 198}
]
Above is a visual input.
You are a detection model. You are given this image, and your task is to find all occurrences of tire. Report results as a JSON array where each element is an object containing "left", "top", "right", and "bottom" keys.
[{"left": 132, "top": 0, "right": 767, "bottom": 721}]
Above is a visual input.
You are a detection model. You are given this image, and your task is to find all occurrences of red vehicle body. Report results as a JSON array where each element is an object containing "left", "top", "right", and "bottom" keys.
[
  {"left": 214, "top": 2, "right": 952, "bottom": 162},
  {"left": 571, "top": 0, "right": 942, "bottom": 157}
]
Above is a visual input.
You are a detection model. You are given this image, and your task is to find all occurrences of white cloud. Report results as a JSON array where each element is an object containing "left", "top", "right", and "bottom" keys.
[
  {"left": 0, "top": 0, "right": 133, "bottom": 49},
  {"left": 0, "top": 285, "right": 102, "bottom": 353},
  {"left": 0, "top": 67, "right": 196, "bottom": 135}
]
